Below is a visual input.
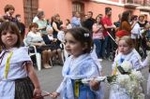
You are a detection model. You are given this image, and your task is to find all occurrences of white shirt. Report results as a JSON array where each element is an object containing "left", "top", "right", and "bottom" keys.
[
  {"left": 0, "top": 47, "right": 31, "bottom": 99},
  {"left": 57, "top": 31, "right": 65, "bottom": 43}
]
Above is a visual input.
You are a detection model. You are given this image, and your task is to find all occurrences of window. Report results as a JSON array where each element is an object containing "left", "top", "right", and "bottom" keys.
[
  {"left": 72, "top": 1, "right": 84, "bottom": 17},
  {"left": 23, "top": 0, "right": 39, "bottom": 26}
]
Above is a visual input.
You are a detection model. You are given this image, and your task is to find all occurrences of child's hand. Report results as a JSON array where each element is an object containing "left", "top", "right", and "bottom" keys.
[
  {"left": 112, "top": 25, "right": 116, "bottom": 29},
  {"left": 89, "top": 79, "right": 100, "bottom": 91},
  {"left": 50, "top": 92, "right": 60, "bottom": 99},
  {"left": 33, "top": 88, "right": 42, "bottom": 97}
]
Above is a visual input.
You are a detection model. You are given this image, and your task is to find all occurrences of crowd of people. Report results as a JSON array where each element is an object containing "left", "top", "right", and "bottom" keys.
[{"left": 0, "top": 4, "right": 150, "bottom": 99}]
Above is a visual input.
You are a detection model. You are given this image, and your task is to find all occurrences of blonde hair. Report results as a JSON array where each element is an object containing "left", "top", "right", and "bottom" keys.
[{"left": 119, "top": 36, "right": 133, "bottom": 48}]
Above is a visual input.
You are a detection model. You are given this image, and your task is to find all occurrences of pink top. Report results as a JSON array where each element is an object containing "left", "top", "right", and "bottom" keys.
[{"left": 92, "top": 23, "right": 104, "bottom": 39}]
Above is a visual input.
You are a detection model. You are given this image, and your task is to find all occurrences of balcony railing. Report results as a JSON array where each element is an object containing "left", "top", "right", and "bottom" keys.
[
  {"left": 124, "top": 0, "right": 142, "bottom": 5},
  {"left": 123, "top": 0, "right": 150, "bottom": 6},
  {"left": 123, "top": 0, "right": 143, "bottom": 8},
  {"left": 143, "top": 0, "right": 150, "bottom": 6}
]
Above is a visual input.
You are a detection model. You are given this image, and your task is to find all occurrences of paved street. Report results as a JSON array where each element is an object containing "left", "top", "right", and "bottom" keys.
[{"left": 35, "top": 60, "right": 150, "bottom": 99}]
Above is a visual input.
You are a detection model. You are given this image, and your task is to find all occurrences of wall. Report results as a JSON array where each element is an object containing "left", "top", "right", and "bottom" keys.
[
  {"left": 39, "top": 0, "right": 73, "bottom": 22},
  {"left": 0, "top": 0, "right": 147, "bottom": 24},
  {"left": 85, "top": 1, "right": 125, "bottom": 22}
]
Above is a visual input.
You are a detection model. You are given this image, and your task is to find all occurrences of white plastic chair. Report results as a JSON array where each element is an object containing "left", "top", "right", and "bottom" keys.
[
  {"left": 60, "top": 43, "right": 68, "bottom": 63},
  {"left": 23, "top": 38, "right": 42, "bottom": 71}
]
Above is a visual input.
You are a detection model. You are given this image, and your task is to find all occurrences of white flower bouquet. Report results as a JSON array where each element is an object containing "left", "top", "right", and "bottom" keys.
[
  {"left": 81, "top": 61, "right": 145, "bottom": 99},
  {"left": 108, "top": 61, "right": 145, "bottom": 99}
]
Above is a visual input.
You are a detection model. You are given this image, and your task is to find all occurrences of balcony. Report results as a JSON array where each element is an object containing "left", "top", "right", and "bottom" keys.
[
  {"left": 143, "top": 0, "right": 150, "bottom": 6},
  {"left": 137, "top": 0, "right": 150, "bottom": 11},
  {"left": 123, "top": 0, "right": 142, "bottom": 8}
]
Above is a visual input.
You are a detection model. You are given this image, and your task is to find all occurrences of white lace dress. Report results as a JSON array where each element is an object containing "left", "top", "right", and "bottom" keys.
[
  {"left": 110, "top": 50, "right": 143, "bottom": 99},
  {"left": 109, "top": 84, "right": 130, "bottom": 99}
]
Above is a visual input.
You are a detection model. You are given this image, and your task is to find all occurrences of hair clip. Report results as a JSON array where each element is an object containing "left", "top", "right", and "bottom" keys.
[{"left": 84, "top": 33, "right": 90, "bottom": 37}]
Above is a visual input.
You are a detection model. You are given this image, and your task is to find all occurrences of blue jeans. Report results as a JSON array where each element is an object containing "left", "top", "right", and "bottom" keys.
[
  {"left": 93, "top": 39, "right": 104, "bottom": 58},
  {"left": 102, "top": 36, "right": 109, "bottom": 58}
]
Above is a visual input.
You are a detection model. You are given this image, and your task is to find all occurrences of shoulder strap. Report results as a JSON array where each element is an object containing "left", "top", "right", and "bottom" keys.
[{"left": 4, "top": 51, "right": 13, "bottom": 79}]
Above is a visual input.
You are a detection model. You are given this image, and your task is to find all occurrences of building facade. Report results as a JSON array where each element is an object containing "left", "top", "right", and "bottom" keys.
[{"left": 0, "top": 0, "right": 150, "bottom": 26}]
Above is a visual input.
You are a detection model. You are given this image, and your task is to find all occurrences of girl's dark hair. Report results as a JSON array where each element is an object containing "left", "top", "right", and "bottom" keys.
[
  {"left": 0, "top": 21, "right": 21, "bottom": 48},
  {"left": 121, "top": 10, "right": 130, "bottom": 23},
  {"left": 65, "top": 27, "right": 93, "bottom": 53},
  {"left": 119, "top": 10, "right": 130, "bottom": 30}
]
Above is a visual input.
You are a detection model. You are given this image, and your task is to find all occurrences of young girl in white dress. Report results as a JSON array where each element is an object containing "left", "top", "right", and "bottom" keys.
[
  {"left": 0, "top": 21, "right": 42, "bottom": 99},
  {"left": 110, "top": 36, "right": 144, "bottom": 99},
  {"left": 50, "top": 27, "right": 104, "bottom": 99},
  {"left": 142, "top": 54, "right": 150, "bottom": 96}
]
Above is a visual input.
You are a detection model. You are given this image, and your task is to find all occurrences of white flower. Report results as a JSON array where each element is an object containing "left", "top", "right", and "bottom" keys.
[
  {"left": 116, "top": 74, "right": 130, "bottom": 86},
  {"left": 109, "top": 61, "right": 145, "bottom": 99},
  {"left": 120, "top": 61, "right": 132, "bottom": 73},
  {"left": 137, "top": 93, "right": 145, "bottom": 99},
  {"left": 130, "top": 70, "right": 144, "bottom": 82}
]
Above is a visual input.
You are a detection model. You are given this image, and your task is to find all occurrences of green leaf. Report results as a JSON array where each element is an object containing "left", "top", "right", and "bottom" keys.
[{"left": 107, "top": 75, "right": 116, "bottom": 83}]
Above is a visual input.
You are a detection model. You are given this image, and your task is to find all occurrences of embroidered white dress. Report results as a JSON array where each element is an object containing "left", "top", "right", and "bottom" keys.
[
  {"left": 141, "top": 55, "right": 150, "bottom": 95},
  {"left": 147, "top": 73, "right": 150, "bottom": 95},
  {"left": 56, "top": 53, "right": 104, "bottom": 99},
  {"left": 110, "top": 49, "right": 143, "bottom": 99},
  {"left": 0, "top": 47, "right": 32, "bottom": 99}
]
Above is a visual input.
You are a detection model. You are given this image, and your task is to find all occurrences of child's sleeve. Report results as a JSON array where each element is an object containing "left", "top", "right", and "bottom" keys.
[
  {"left": 132, "top": 56, "right": 142, "bottom": 70},
  {"left": 56, "top": 78, "right": 66, "bottom": 93},
  {"left": 140, "top": 54, "right": 150, "bottom": 70}
]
